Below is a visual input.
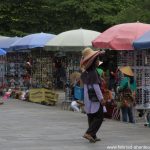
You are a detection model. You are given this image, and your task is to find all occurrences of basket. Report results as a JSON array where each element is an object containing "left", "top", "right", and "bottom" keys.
[{"left": 74, "top": 86, "right": 84, "bottom": 100}]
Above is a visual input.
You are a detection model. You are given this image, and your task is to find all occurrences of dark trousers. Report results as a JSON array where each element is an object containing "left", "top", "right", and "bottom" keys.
[
  {"left": 121, "top": 106, "right": 134, "bottom": 123},
  {"left": 86, "top": 106, "right": 103, "bottom": 138}
]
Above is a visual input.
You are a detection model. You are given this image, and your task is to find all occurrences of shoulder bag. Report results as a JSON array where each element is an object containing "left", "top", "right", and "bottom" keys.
[{"left": 88, "top": 84, "right": 99, "bottom": 102}]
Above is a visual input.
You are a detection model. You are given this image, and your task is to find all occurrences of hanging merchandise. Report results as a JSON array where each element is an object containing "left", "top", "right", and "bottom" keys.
[
  {"left": 6, "top": 52, "right": 30, "bottom": 89},
  {"left": 31, "top": 49, "right": 54, "bottom": 89},
  {"left": 117, "top": 50, "right": 150, "bottom": 105}
]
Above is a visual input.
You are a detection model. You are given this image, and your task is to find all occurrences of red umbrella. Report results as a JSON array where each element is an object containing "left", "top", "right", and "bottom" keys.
[{"left": 92, "top": 22, "right": 150, "bottom": 50}]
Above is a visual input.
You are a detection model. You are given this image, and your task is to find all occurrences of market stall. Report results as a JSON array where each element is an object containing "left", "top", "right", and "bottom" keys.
[
  {"left": 5, "top": 52, "right": 30, "bottom": 90},
  {"left": 117, "top": 50, "right": 150, "bottom": 105}
]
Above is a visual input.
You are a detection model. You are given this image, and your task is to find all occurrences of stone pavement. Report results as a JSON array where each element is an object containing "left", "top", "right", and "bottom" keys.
[{"left": 0, "top": 92, "right": 150, "bottom": 150}]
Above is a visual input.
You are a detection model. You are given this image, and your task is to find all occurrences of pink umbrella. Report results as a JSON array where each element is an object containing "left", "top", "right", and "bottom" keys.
[{"left": 92, "top": 22, "right": 150, "bottom": 50}]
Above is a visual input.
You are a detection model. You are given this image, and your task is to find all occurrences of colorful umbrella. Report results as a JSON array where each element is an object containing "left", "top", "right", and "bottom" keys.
[
  {"left": 92, "top": 22, "right": 150, "bottom": 50},
  {"left": 0, "top": 48, "right": 6, "bottom": 55},
  {"left": 133, "top": 30, "right": 150, "bottom": 50},
  {"left": 0, "top": 37, "right": 21, "bottom": 51},
  {"left": 45, "top": 29, "right": 100, "bottom": 51},
  {"left": 10, "top": 33, "right": 55, "bottom": 51},
  {"left": 0, "top": 36, "right": 10, "bottom": 40}
]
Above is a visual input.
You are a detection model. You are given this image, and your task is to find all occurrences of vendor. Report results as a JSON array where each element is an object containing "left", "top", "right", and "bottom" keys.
[{"left": 117, "top": 66, "right": 137, "bottom": 123}]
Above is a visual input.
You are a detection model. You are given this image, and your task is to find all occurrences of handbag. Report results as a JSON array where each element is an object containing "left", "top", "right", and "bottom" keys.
[
  {"left": 120, "top": 81, "right": 134, "bottom": 107},
  {"left": 88, "top": 85, "right": 99, "bottom": 102}
]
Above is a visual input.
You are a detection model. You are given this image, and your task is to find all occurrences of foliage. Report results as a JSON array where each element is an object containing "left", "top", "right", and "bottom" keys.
[
  {"left": 0, "top": 0, "right": 51, "bottom": 36},
  {"left": 0, "top": 0, "right": 150, "bottom": 36},
  {"left": 111, "top": 0, "right": 150, "bottom": 24}
]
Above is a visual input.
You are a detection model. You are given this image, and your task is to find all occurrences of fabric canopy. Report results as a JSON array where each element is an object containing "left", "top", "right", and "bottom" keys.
[
  {"left": 133, "top": 30, "right": 150, "bottom": 50},
  {"left": 45, "top": 29, "right": 100, "bottom": 51},
  {"left": 0, "top": 37, "right": 21, "bottom": 51},
  {"left": 0, "top": 48, "right": 6, "bottom": 55},
  {"left": 92, "top": 22, "right": 150, "bottom": 50},
  {"left": 10, "top": 33, "right": 55, "bottom": 51}
]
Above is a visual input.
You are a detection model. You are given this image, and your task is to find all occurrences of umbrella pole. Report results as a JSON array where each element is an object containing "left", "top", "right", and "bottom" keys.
[{"left": 40, "top": 48, "right": 42, "bottom": 87}]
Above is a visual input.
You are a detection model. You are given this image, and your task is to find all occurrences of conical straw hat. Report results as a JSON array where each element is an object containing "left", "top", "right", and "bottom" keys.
[{"left": 119, "top": 66, "right": 134, "bottom": 76}]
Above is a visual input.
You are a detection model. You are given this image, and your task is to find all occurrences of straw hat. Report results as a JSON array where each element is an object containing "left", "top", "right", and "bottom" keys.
[
  {"left": 80, "top": 47, "right": 102, "bottom": 70},
  {"left": 119, "top": 66, "right": 134, "bottom": 76},
  {"left": 70, "top": 72, "right": 81, "bottom": 85}
]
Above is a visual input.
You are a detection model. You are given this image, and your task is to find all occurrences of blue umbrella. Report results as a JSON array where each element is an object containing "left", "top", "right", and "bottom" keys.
[
  {"left": 0, "top": 37, "right": 21, "bottom": 51},
  {"left": 10, "top": 33, "right": 56, "bottom": 51},
  {"left": 0, "top": 48, "right": 6, "bottom": 55},
  {"left": 133, "top": 30, "right": 150, "bottom": 50}
]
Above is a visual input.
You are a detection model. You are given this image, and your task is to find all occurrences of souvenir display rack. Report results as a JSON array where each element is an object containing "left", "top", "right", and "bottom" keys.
[
  {"left": 4, "top": 50, "right": 81, "bottom": 96},
  {"left": 61, "top": 52, "right": 81, "bottom": 110},
  {"left": 65, "top": 52, "right": 81, "bottom": 83},
  {"left": 5, "top": 52, "right": 29, "bottom": 89},
  {"left": 65, "top": 52, "right": 81, "bottom": 102},
  {"left": 30, "top": 50, "right": 81, "bottom": 90},
  {"left": 117, "top": 50, "right": 150, "bottom": 105},
  {"left": 31, "top": 49, "right": 54, "bottom": 88}
]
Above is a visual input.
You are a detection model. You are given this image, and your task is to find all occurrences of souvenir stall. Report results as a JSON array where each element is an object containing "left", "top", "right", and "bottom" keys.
[
  {"left": 31, "top": 50, "right": 81, "bottom": 88},
  {"left": 117, "top": 50, "right": 150, "bottom": 105},
  {"left": 28, "top": 49, "right": 57, "bottom": 105},
  {"left": 117, "top": 50, "right": 150, "bottom": 125},
  {"left": 29, "top": 50, "right": 81, "bottom": 105},
  {"left": 60, "top": 53, "right": 81, "bottom": 110},
  {"left": 5, "top": 52, "right": 30, "bottom": 89}
]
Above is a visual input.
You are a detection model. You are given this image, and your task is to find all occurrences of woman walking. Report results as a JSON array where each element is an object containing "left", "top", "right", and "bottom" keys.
[{"left": 80, "top": 48, "right": 105, "bottom": 143}]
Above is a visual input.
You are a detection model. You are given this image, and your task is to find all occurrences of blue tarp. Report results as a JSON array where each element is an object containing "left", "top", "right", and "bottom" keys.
[
  {"left": 10, "top": 33, "right": 55, "bottom": 51},
  {"left": 133, "top": 30, "right": 150, "bottom": 50}
]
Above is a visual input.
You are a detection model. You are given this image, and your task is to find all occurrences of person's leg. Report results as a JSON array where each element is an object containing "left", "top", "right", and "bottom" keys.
[
  {"left": 71, "top": 101, "right": 80, "bottom": 112},
  {"left": 88, "top": 114, "right": 93, "bottom": 127},
  {"left": 83, "top": 114, "right": 95, "bottom": 143},
  {"left": 121, "top": 107, "right": 128, "bottom": 122},
  {"left": 86, "top": 106, "right": 103, "bottom": 138},
  {"left": 128, "top": 106, "right": 134, "bottom": 123}
]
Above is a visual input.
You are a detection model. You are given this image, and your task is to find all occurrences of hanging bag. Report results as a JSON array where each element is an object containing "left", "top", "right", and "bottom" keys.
[
  {"left": 88, "top": 85, "right": 99, "bottom": 102},
  {"left": 121, "top": 80, "right": 134, "bottom": 107}
]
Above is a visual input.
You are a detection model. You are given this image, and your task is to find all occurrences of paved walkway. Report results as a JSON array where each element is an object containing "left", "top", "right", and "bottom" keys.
[{"left": 0, "top": 93, "right": 150, "bottom": 150}]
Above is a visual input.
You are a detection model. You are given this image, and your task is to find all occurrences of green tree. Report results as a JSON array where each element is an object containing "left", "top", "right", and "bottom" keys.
[
  {"left": 0, "top": 0, "right": 149, "bottom": 36},
  {"left": 0, "top": 0, "right": 51, "bottom": 36},
  {"left": 111, "top": 0, "right": 150, "bottom": 24}
]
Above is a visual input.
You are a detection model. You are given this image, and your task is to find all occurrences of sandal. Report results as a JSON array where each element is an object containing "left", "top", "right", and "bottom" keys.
[{"left": 83, "top": 133, "right": 96, "bottom": 143}]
